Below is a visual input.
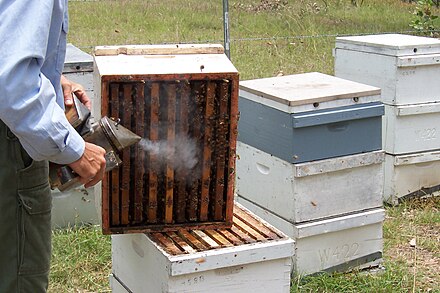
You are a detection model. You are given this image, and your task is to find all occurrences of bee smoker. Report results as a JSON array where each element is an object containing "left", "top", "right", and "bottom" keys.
[{"left": 49, "top": 94, "right": 141, "bottom": 191}]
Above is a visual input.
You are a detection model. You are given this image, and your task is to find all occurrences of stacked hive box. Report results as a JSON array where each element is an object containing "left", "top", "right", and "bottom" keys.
[
  {"left": 93, "top": 44, "right": 239, "bottom": 233},
  {"left": 51, "top": 44, "right": 99, "bottom": 229},
  {"left": 334, "top": 34, "right": 440, "bottom": 205},
  {"left": 235, "top": 72, "right": 385, "bottom": 275},
  {"left": 110, "top": 203, "right": 294, "bottom": 293}
]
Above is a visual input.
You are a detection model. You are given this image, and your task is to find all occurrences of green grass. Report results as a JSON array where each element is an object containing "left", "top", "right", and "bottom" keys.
[
  {"left": 50, "top": 226, "right": 111, "bottom": 292},
  {"left": 49, "top": 0, "right": 440, "bottom": 291}
]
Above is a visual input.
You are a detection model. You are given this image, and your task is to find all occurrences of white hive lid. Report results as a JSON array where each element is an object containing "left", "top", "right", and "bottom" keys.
[
  {"left": 335, "top": 34, "right": 440, "bottom": 56},
  {"left": 239, "top": 72, "right": 380, "bottom": 107},
  {"left": 94, "top": 44, "right": 238, "bottom": 77}
]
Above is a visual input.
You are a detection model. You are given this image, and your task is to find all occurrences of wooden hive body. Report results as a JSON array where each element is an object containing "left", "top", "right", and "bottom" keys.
[
  {"left": 111, "top": 203, "right": 294, "bottom": 293},
  {"left": 94, "top": 44, "right": 239, "bottom": 234}
]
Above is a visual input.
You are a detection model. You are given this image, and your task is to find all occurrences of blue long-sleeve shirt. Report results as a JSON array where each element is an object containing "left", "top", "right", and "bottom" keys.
[{"left": 0, "top": 0, "right": 85, "bottom": 164}]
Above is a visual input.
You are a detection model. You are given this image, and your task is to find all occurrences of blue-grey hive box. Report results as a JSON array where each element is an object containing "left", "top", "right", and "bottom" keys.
[{"left": 238, "top": 72, "right": 383, "bottom": 163}]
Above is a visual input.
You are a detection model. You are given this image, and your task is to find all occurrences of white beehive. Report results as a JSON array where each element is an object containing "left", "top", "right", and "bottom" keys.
[
  {"left": 235, "top": 141, "right": 384, "bottom": 223},
  {"left": 237, "top": 197, "right": 384, "bottom": 275},
  {"left": 111, "top": 204, "right": 294, "bottom": 293},
  {"left": 334, "top": 34, "right": 440, "bottom": 105},
  {"left": 383, "top": 102, "right": 440, "bottom": 154},
  {"left": 384, "top": 150, "right": 440, "bottom": 205}
]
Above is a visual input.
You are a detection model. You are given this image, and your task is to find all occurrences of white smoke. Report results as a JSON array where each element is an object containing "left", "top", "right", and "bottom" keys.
[{"left": 139, "top": 135, "right": 199, "bottom": 173}]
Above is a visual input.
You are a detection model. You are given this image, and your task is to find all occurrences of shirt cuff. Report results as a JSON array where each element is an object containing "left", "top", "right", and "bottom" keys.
[{"left": 47, "top": 123, "right": 85, "bottom": 165}]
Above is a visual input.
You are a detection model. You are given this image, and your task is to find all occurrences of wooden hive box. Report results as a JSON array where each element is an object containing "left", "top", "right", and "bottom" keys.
[
  {"left": 93, "top": 44, "right": 239, "bottom": 234},
  {"left": 383, "top": 102, "right": 440, "bottom": 155},
  {"left": 335, "top": 34, "right": 440, "bottom": 106},
  {"left": 237, "top": 197, "right": 384, "bottom": 275},
  {"left": 384, "top": 150, "right": 440, "bottom": 205},
  {"left": 236, "top": 141, "right": 384, "bottom": 223},
  {"left": 110, "top": 203, "right": 294, "bottom": 293},
  {"left": 238, "top": 72, "right": 383, "bottom": 164}
]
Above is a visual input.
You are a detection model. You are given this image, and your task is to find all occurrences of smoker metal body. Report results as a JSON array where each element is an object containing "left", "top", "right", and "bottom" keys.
[
  {"left": 94, "top": 44, "right": 239, "bottom": 234},
  {"left": 49, "top": 94, "right": 141, "bottom": 192}
]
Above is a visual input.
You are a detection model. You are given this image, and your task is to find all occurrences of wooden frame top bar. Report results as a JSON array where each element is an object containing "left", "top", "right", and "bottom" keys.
[{"left": 94, "top": 44, "right": 225, "bottom": 56}]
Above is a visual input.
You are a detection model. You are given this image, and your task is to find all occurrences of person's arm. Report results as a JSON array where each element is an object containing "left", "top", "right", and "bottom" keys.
[
  {"left": 0, "top": 1, "right": 82, "bottom": 164},
  {"left": 0, "top": 1, "right": 105, "bottom": 186}
]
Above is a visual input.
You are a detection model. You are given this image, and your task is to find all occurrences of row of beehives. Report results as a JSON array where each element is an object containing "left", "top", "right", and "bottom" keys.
[{"left": 235, "top": 33, "right": 440, "bottom": 276}]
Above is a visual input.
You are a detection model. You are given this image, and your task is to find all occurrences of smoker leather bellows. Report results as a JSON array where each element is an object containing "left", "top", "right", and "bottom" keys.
[{"left": 94, "top": 44, "right": 239, "bottom": 234}]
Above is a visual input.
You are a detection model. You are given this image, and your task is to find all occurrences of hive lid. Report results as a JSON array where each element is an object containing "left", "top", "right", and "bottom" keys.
[
  {"left": 63, "top": 43, "right": 93, "bottom": 73},
  {"left": 335, "top": 34, "right": 440, "bottom": 57},
  {"left": 94, "top": 44, "right": 238, "bottom": 77},
  {"left": 239, "top": 72, "right": 380, "bottom": 107}
]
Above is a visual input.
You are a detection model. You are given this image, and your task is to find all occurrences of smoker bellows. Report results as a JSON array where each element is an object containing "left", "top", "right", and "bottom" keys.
[{"left": 94, "top": 44, "right": 239, "bottom": 234}]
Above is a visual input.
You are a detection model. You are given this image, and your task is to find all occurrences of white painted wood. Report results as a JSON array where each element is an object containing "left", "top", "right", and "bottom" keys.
[
  {"left": 397, "top": 53, "right": 440, "bottom": 67},
  {"left": 383, "top": 103, "right": 440, "bottom": 154},
  {"left": 235, "top": 197, "right": 384, "bottom": 275},
  {"left": 235, "top": 142, "right": 384, "bottom": 223},
  {"left": 294, "top": 150, "right": 384, "bottom": 177},
  {"left": 51, "top": 188, "right": 99, "bottom": 229},
  {"left": 335, "top": 34, "right": 440, "bottom": 56},
  {"left": 239, "top": 72, "right": 380, "bottom": 108},
  {"left": 239, "top": 89, "right": 380, "bottom": 114},
  {"left": 111, "top": 232, "right": 293, "bottom": 293},
  {"left": 335, "top": 35, "right": 440, "bottom": 105},
  {"left": 109, "top": 274, "right": 129, "bottom": 293},
  {"left": 384, "top": 151, "right": 440, "bottom": 205},
  {"left": 94, "top": 52, "right": 237, "bottom": 77}
]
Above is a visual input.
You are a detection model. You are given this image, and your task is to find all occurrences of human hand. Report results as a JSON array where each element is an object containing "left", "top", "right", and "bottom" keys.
[
  {"left": 61, "top": 75, "right": 92, "bottom": 110},
  {"left": 68, "top": 142, "right": 106, "bottom": 188}
]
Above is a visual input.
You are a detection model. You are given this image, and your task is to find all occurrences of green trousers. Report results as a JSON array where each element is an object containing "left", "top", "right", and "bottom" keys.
[{"left": 0, "top": 120, "right": 52, "bottom": 293}]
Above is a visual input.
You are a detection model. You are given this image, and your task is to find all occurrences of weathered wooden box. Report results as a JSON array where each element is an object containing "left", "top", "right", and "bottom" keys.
[
  {"left": 94, "top": 44, "right": 239, "bottom": 234},
  {"left": 384, "top": 150, "right": 440, "bottom": 205},
  {"left": 236, "top": 197, "right": 384, "bottom": 275},
  {"left": 238, "top": 72, "right": 383, "bottom": 163},
  {"left": 235, "top": 141, "right": 384, "bottom": 223},
  {"left": 111, "top": 203, "right": 294, "bottom": 293},
  {"left": 334, "top": 34, "right": 440, "bottom": 105},
  {"left": 383, "top": 102, "right": 440, "bottom": 154},
  {"left": 51, "top": 44, "right": 99, "bottom": 229}
]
